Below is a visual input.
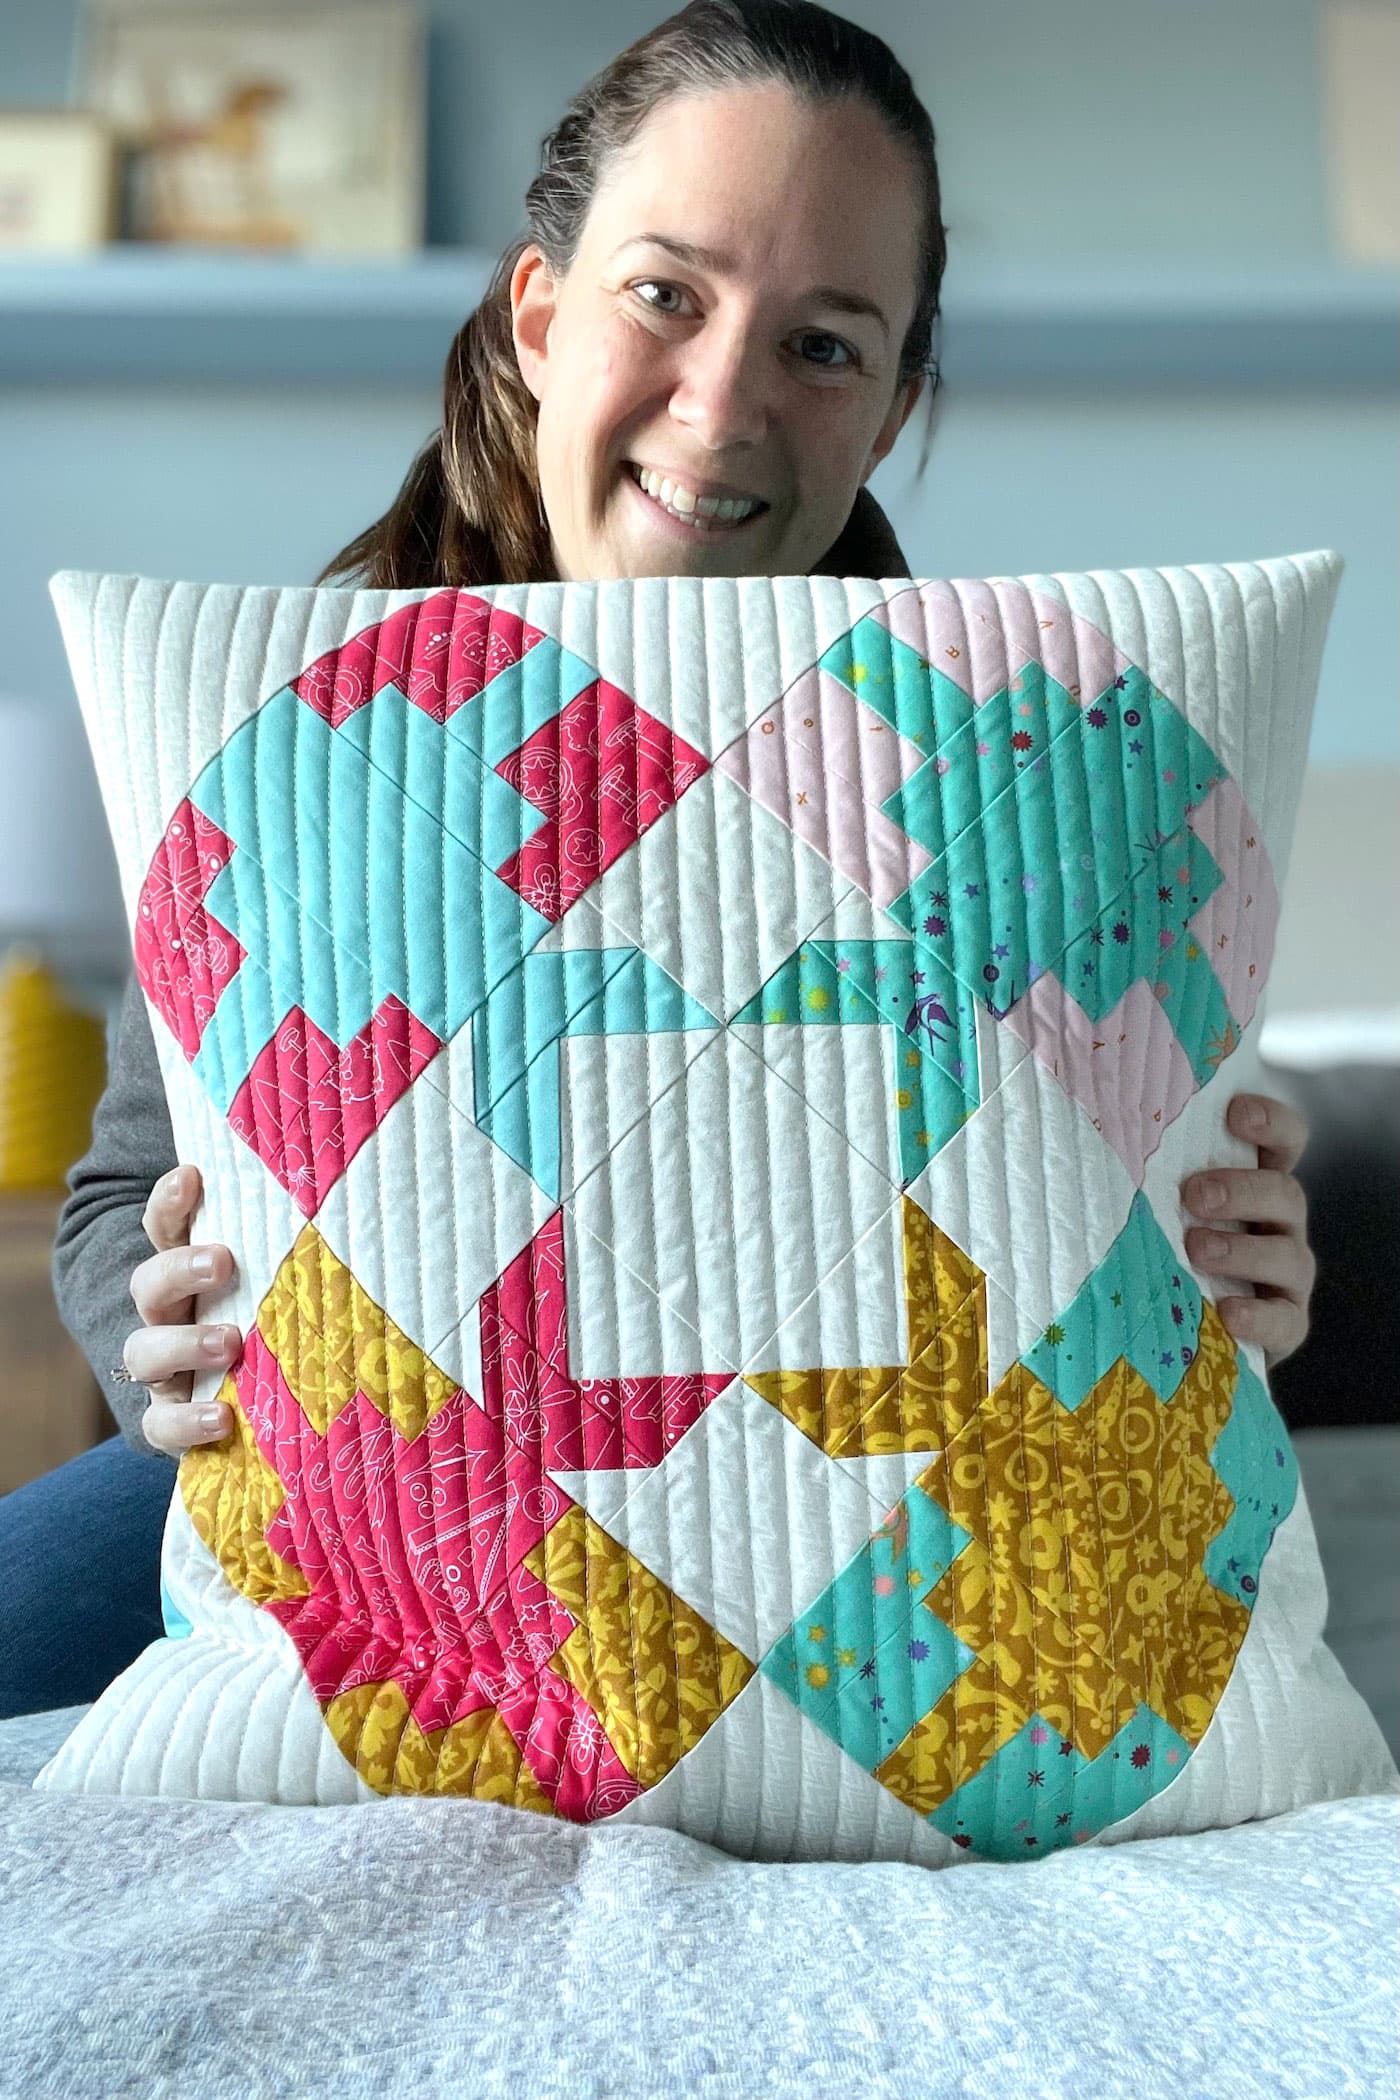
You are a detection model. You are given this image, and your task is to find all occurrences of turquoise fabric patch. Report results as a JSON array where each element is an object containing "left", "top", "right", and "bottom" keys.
[
  {"left": 474, "top": 946, "right": 718, "bottom": 1196},
  {"left": 1022, "top": 1192, "right": 1202, "bottom": 1409},
  {"left": 760, "top": 1483, "right": 976, "bottom": 1773},
  {"left": 819, "top": 614, "right": 973, "bottom": 754},
  {"left": 732, "top": 936, "right": 979, "bottom": 1179},
  {"left": 1203, "top": 1350, "right": 1299, "bottom": 1610},
  {"left": 929, "top": 1702, "right": 1193, "bottom": 1860},
  {"left": 159, "top": 1574, "right": 193, "bottom": 1642},
  {"left": 188, "top": 684, "right": 553, "bottom": 1111}
]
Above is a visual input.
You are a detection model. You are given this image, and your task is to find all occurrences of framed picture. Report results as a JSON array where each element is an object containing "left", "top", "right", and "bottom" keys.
[
  {"left": 76, "top": 1, "right": 424, "bottom": 254},
  {"left": 0, "top": 111, "right": 117, "bottom": 253}
]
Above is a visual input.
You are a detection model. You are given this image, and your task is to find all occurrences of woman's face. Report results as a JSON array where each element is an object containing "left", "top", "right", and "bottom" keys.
[{"left": 510, "top": 82, "right": 926, "bottom": 581}]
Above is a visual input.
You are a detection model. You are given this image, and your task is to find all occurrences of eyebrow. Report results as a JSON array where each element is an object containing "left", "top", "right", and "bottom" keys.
[{"left": 612, "top": 233, "right": 891, "bottom": 338}]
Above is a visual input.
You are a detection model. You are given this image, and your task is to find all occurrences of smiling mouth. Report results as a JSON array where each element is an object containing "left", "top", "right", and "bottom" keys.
[{"left": 623, "top": 461, "right": 769, "bottom": 531}]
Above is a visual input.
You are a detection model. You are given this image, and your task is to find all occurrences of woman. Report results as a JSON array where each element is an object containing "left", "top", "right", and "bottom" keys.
[{"left": 5, "top": 0, "right": 1314, "bottom": 1720}]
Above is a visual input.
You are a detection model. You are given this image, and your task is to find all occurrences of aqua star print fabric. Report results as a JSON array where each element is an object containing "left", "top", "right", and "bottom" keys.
[{"left": 34, "top": 554, "right": 1398, "bottom": 1861}]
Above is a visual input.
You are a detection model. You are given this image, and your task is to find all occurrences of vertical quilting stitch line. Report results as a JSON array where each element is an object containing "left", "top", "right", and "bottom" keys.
[
  {"left": 134, "top": 576, "right": 159, "bottom": 915},
  {"left": 489, "top": 575, "right": 537, "bottom": 1813},
  {"left": 1066, "top": 571, "right": 1133, "bottom": 1822},
  {"left": 755, "top": 575, "right": 797, "bottom": 1856},
  {"left": 373, "top": 1105, "right": 413, "bottom": 1774},
  {"left": 379, "top": 608, "right": 416, "bottom": 1792},
  {"left": 333, "top": 579, "right": 384, "bottom": 1772},
  {"left": 957, "top": 575, "right": 1006, "bottom": 1861},
  {"left": 89, "top": 575, "right": 122, "bottom": 960},
  {"left": 864, "top": 567, "right": 922, "bottom": 1822},
  {"left": 791, "top": 886, "right": 825, "bottom": 1854},
  {"left": 1276, "top": 553, "right": 1316, "bottom": 895},
  {"left": 750, "top": 582, "right": 775, "bottom": 1856},
  {"left": 906, "top": 573, "right": 951, "bottom": 885},
  {"left": 1120, "top": 560, "right": 1189, "bottom": 1763},
  {"left": 1247, "top": 556, "right": 1284, "bottom": 940},
  {"left": 218, "top": 573, "right": 268, "bottom": 1597},
  {"left": 1154, "top": 755, "right": 1220, "bottom": 1793},
  {"left": 230, "top": 1640, "right": 280, "bottom": 1804},
  {"left": 1217, "top": 558, "right": 1292, "bottom": 1805},
  {"left": 1247, "top": 554, "right": 1284, "bottom": 893},
  {"left": 140, "top": 1618, "right": 233, "bottom": 1801},
  {"left": 107, "top": 575, "right": 138, "bottom": 914},
  {"left": 1073, "top": 1104, "right": 1131, "bottom": 1833},
  {"left": 1053, "top": 575, "right": 1113, "bottom": 1821},
  {"left": 1035, "top": 1000, "right": 1087, "bottom": 1829},
  {"left": 541, "top": 579, "right": 596, "bottom": 1822},
  {"left": 74, "top": 572, "right": 107, "bottom": 867},
  {"left": 143, "top": 577, "right": 176, "bottom": 1010},
  {"left": 1003, "top": 617, "right": 1057, "bottom": 1856},
  {"left": 1026, "top": 576, "right": 1095, "bottom": 1826},
  {"left": 692, "top": 600, "right": 734, "bottom": 1847},
  {"left": 573, "top": 578, "right": 610, "bottom": 1829},
  {"left": 441, "top": 969, "right": 480, "bottom": 1799},
  {"left": 840, "top": 604, "right": 907, "bottom": 1201},
  {"left": 290, "top": 681, "right": 365, "bottom": 1734},
  {"left": 263, "top": 1223, "right": 309, "bottom": 1718}
]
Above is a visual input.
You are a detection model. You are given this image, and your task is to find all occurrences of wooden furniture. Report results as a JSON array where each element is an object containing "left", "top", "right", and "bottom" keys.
[{"left": 0, "top": 1190, "right": 110, "bottom": 1496}]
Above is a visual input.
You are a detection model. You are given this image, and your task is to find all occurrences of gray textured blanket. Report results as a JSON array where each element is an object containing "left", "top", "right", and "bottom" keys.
[{"left": 2, "top": 1703, "right": 1397, "bottom": 2100}]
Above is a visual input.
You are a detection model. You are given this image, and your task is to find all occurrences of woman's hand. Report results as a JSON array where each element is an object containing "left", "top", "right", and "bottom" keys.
[
  {"left": 1180, "top": 1092, "right": 1315, "bottom": 1370},
  {"left": 123, "top": 1164, "right": 243, "bottom": 1456}
]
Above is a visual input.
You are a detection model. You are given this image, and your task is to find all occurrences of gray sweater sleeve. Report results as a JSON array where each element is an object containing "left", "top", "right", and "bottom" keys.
[{"left": 51, "top": 968, "right": 179, "bottom": 1458}]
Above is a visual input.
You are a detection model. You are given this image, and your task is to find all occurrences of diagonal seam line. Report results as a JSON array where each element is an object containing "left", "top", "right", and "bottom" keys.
[{"left": 190, "top": 769, "right": 547, "bottom": 1069}]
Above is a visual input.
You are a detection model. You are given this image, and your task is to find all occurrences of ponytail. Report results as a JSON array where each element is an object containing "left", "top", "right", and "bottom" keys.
[{"left": 316, "top": 243, "right": 555, "bottom": 590}]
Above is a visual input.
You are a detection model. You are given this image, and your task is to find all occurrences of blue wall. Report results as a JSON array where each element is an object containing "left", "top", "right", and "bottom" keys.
[
  {"left": 3, "top": 0, "right": 1396, "bottom": 767},
  {"left": 4, "top": 0, "right": 1344, "bottom": 260}
]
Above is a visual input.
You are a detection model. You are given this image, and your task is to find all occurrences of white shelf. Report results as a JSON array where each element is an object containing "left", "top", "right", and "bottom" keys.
[
  {"left": 0, "top": 247, "right": 499, "bottom": 384},
  {"left": 0, "top": 248, "right": 1394, "bottom": 387}
]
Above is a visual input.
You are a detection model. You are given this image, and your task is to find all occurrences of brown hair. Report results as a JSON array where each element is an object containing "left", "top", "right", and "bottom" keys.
[{"left": 317, "top": 0, "right": 948, "bottom": 591}]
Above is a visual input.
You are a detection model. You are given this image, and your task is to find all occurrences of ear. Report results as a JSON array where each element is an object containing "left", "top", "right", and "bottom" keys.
[
  {"left": 862, "top": 372, "right": 925, "bottom": 483},
  {"left": 509, "top": 245, "right": 559, "bottom": 405}
]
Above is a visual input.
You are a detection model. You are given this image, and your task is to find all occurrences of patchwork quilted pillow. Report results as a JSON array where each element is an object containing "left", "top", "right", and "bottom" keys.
[{"left": 35, "top": 554, "right": 1398, "bottom": 1863}]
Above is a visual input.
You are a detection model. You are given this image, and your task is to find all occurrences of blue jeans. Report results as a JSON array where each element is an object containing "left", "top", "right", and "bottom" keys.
[{"left": 0, "top": 1434, "right": 177, "bottom": 1720}]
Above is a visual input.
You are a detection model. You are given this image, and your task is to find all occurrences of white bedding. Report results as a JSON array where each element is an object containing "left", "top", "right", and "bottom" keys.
[{"left": 2, "top": 1701, "right": 1396, "bottom": 2100}]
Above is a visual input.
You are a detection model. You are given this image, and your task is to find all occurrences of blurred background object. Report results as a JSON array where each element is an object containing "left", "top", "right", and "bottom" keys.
[
  {"left": 77, "top": 0, "right": 424, "bottom": 252},
  {"left": 0, "top": 943, "right": 110, "bottom": 1491},
  {"left": 0, "top": 109, "right": 116, "bottom": 252},
  {"left": 0, "top": 948, "right": 105, "bottom": 1194},
  {"left": 1319, "top": 0, "right": 1400, "bottom": 265},
  {"left": 0, "top": 686, "right": 121, "bottom": 1491}
]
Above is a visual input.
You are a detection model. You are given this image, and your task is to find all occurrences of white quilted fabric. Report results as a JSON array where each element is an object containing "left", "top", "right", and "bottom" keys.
[{"left": 32, "top": 553, "right": 1398, "bottom": 1865}]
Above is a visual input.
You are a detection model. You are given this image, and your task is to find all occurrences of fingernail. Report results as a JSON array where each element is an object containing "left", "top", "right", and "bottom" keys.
[
  {"left": 191, "top": 1252, "right": 215, "bottom": 1281},
  {"left": 161, "top": 1169, "right": 184, "bottom": 1201},
  {"left": 1199, "top": 1232, "right": 1229, "bottom": 1261},
  {"left": 199, "top": 1327, "right": 229, "bottom": 1359},
  {"left": 1195, "top": 1179, "right": 1226, "bottom": 1212},
  {"left": 195, "top": 1404, "right": 227, "bottom": 1430},
  {"left": 1240, "top": 1099, "right": 1266, "bottom": 1132}
]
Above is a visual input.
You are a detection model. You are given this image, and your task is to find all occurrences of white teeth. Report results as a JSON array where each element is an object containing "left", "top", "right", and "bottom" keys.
[{"left": 631, "top": 464, "right": 761, "bottom": 527}]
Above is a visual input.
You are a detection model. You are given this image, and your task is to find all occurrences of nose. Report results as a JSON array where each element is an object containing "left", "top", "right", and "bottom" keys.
[{"left": 667, "top": 317, "right": 774, "bottom": 456}]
